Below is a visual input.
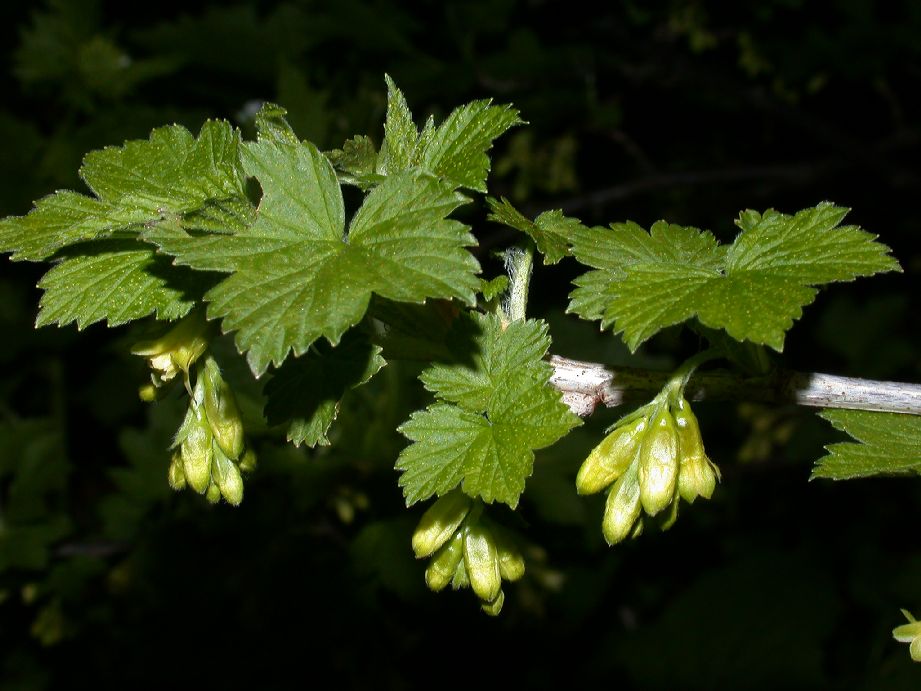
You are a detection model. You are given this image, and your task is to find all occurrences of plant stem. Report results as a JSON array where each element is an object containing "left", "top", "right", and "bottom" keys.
[
  {"left": 549, "top": 355, "right": 921, "bottom": 417},
  {"left": 504, "top": 239, "right": 535, "bottom": 323}
]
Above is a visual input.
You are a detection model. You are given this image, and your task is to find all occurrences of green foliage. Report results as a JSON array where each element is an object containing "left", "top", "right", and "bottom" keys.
[
  {"left": 265, "top": 331, "right": 386, "bottom": 447},
  {"left": 148, "top": 106, "right": 479, "bottom": 376},
  {"left": 1, "top": 5, "right": 920, "bottom": 680},
  {"left": 812, "top": 410, "right": 921, "bottom": 480},
  {"left": 487, "top": 196, "right": 585, "bottom": 264},
  {"left": 569, "top": 203, "right": 901, "bottom": 351},
  {"left": 397, "top": 313, "right": 580, "bottom": 507}
]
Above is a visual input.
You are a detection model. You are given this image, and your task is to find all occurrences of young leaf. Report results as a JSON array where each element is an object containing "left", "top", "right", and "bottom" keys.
[
  {"left": 0, "top": 120, "right": 249, "bottom": 262},
  {"left": 487, "top": 197, "right": 584, "bottom": 264},
  {"left": 812, "top": 410, "right": 921, "bottom": 480},
  {"left": 373, "top": 77, "right": 521, "bottom": 192},
  {"left": 264, "top": 331, "right": 386, "bottom": 447},
  {"left": 396, "top": 313, "right": 580, "bottom": 507},
  {"left": 327, "top": 134, "right": 383, "bottom": 189},
  {"left": 569, "top": 203, "right": 900, "bottom": 351},
  {"left": 420, "top": 99, "right": 522, "bottom": 193},
  {"left": 147, "top": 116, "right": 480, "bottom": 376},
  {"left": 36, "top": 242, "right": 209, "bottom": 329}
]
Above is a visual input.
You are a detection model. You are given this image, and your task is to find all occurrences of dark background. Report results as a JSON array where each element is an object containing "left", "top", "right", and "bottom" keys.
[{"left": 1, "top": 1, "right": 920, "bottom": 688}]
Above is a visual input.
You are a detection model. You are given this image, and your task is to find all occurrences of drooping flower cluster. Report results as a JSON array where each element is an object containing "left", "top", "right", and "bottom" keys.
[
  {"left": 576, "top": 392, "right": 720, "bottom": 544},
  {"left": 412, "top": 490, "right": 525, "bottom": 615}
]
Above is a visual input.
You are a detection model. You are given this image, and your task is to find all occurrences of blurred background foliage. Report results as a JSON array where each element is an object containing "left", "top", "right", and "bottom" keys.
[{"left": 1, "top": 0, "right": 920, "bottom": 688}]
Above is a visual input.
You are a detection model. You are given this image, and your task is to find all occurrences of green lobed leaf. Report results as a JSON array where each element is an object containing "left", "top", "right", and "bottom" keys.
[
  {"left": 147, "top": 110, "right": 480, "bottom": 376},
  {"left": 0, "top": 120, "right": 249, "bottom": 262},
  {"left": 486, "top": 196, "right": 585, "bottom": 264},
  {"left": 812, "top": 409, "right": 921, "bottom": 480},
  {"left": 35, "top": 241, "right": 210, "bottom": 329},
  {"left": 568, "top": 203, "right": 901, "bottom": 351},
  {"left": 373, "top": 76, "right": 521, "bottom": 192},
  {"left": 264, "top": 330, "right": 386, "bottom": 447},
  {"left": 396, "top": 312, "right": 580, "bottom": 507}
]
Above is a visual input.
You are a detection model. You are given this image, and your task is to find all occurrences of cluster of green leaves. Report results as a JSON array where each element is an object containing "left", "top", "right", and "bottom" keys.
[{"left": 0, "top": 71, "right": 915, "bottom": 516}]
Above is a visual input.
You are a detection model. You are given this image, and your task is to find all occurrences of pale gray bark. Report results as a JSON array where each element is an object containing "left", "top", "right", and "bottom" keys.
[{"left": 549, "top": 355, "right": 921, "bottom": 416}]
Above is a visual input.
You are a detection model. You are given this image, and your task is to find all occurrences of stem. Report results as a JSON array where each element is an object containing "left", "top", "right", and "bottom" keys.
[
  {"left": 504, "top": 239, "right": 535, "bottom": 323},
  {"left": 549, "top": 355, "right": 921, "bottom": 417}
]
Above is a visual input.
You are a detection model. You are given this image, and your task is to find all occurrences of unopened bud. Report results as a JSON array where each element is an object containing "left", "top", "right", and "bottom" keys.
[
  {"left": 168, "top": 451, "right": 186, "bottom": 490},
  {"left": 425, "top": 531, "right": 465, "bottom": 592},
  {"left": 201, "top": 358, "right": 245, "bottom": 460},
  {"left": 637, "top": 407, "right": 679, "bottom": 516},
  {"left": 463, "top": 524, "right": 501, "bottom": 603},
  {"left": 576, "top": 415, "right": 646, "bottom": 495},
  {"left": 138, "top": 383, "right": 159, "bottom": 402},
  {"left": 205, "top": 482, "right": 221, "bottom": 504},
  {"left": 412, "top": 490, "right": 472, "bottom": 558},
  {"left": 480, "top": 589, "right": 505, "bottom": 616},
  {"left": 238, "top": 448, "right": 257, "bottom": 473},
  {"left": 181, "top": 407, "right": 213, "bottom": 494},
  {"left": 602, "top": 465, "right": 642, "bottom": 545},
  {"left": 493, "top": 528, "right": 525, "bottom": 582},
  {"left": 673, "top": 396, "right": 720, "bottom": 503},
  {"left": 211, "top": 442, "right": 244, "bottom": 506}
]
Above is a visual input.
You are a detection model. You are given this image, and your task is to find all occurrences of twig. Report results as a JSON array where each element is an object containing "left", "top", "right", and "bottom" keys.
[{"left": 549, "top": 355, "right": 921, "bottom": 417}]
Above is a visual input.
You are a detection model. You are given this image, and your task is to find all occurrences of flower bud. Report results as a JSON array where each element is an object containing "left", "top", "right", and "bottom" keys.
[
  {"left": 168, "top": 451, "right": 186, "bottom": 490},
  {"left": 493, "top": 529, "right": 525, "bottom": 582},
  {"left": 211, "top": 441, "right": 244, "bottom": 506},
  {"left": 576, "top": 415, "right": 647, "bottom": 495},
  {"left": 138, "top": 383, "right": 159, "bottom": 402},
  {"left": 412, "top": 490, "right": 472, "bottom": 559},
  {"left": 238, "top": 448, "right": 257, "bottom": 473},
  {"left": 463, "top": 524, "right": 502, "bottom": 603},
  {"left": 637, "top": 407, "right": 680, "bottom": 516},
  {"left": 202, "top": 358, "right": 245, "bottom": 460},
  {"left": 425, "top": 531, "right": 465, "bottom": 592},
  {"left": 673, "top": 396, "right": 720, "bottom": 503},
  {"left": 181, "top": 407, "right": 213, "bottom": 494},
  {"left": 893, "top": 609, "right": 921, "bottom": 662},
  {"left": 602, "top": 465, "right": 642, "bottom": 545},
  {"left": 205, "top": 481, "right": 222, "bottom": 504},
  {"left": 480, "top": 589, "right": 505, "bottom": 616}
]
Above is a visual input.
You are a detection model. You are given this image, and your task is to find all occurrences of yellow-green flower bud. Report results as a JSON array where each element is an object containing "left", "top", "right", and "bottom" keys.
[
  {"left": 205, "top": 481, "right": 221, "bottom": 504},
  {"left": 576, "top": 415, "right": 647, "bottom": 495},
  {"left": 238, "top": 448, "right": 257, "bottom": 473},
  {"left": 181, "top": 408, "right": 213, "bottom": 494},
  {"left": 138, "top": 383, "right": 159, "bottom": 402},
  {"left": 168, "top": 451, "right": 186, "bottom": 490},
  {"left": 463, "top": 524, "right": 501, "bottom": 603},
  {"left": 425, "top": 531, "right": 465, "bottom": 592},
  {"left": 673, "top": 396, "right": 720, "bottom": 503},
  {"left": 202, "top": 358, "right": 245, "bottom": 460},
  {"left": 637, "top": 407, "right": 680, "bottom": 516},
  {"left": 480, "top": 589, "right": 505, "bottom": 617},
  {"left": 893, "top": 609, "right": 921, "bottom": 662},
  {"left": 411, "top": 490, "right": 472, "bottom": 559},
  {"left": 211, "top": 441, "right": 244, "bottom": 506},
  {"left": 678, "top": 455, "right": 719, "bottom": 503},
  {"left": 602, "top": 464, "right": 642, "bottom": 545},
  {"left": 493, "top": 528, "right": 525, "bottom": 582},
  {"left": 131, "top": 312, "right": 209, "bottom": 383}
]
